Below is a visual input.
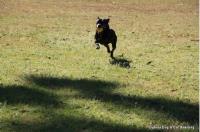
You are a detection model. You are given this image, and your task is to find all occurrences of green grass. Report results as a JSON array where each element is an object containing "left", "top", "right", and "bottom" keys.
[{"left": 0, "top": 0, "right": 199, "bottom": 131}]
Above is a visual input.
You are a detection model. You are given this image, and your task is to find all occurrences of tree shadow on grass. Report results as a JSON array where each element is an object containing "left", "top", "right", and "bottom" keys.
[
  {"left": 98, "top": 92, "right": 199, "bottom": 125},
  {"left": 25, "top": 74, "right": 199, "bottom": 125},
  {"left": 0, "top": 85, "right": 61, "bottom": 107},
  {"left": 26, "top": 74, "right": 119, "bottom": 90},
  {"left": 109, "top": 56, "right": 132, "bottom": 69},
  {"left": 3, "top": 115, "right": 152, "bottom": 132}
]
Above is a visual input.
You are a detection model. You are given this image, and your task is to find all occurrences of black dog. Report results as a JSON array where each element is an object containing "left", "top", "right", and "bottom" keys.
[{"left": 94, "top": 17, "right": 117, "bottom": 58}]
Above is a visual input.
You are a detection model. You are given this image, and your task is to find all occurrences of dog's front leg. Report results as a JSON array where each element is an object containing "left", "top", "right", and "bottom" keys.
[
  {"left": 94, "top": 33, "right": 100, "bottom": 49},
  {"left": 95, "top": 43, "right": 100, "bottom": 49}
]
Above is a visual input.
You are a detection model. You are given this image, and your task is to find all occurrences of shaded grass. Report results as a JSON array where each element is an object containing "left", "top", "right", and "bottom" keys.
[
  {"left": 26, "top": 74, "right": 199, "bottom": 125},
  {"left": 0, "top": 84, "right": 61, "bottom": 107},
  {"left": 2, "top": 115, "right": 152, "bottom": 132},
  {"left": 109, "top": 55, "right": 132, "bottom": 69},
  {"left": 1, "top": 74, "right": 198, "bottom": 131},
  {"left": 26, "top": 74, "right": 119, "bottom": 90},
  {"left": 0, "top": 76, "right": 152, "bottom": 132}
]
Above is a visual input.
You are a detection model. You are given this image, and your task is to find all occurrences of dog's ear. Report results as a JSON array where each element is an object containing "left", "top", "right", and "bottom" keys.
[
  {"left": 97, "top": 17, "right": 100, "bottom": 20},
  {"left": 96, "top": 17, "right": 101, "bottom": 23},
  {"left": 105, "top": 18, "right": 110, "bottom": 23}
]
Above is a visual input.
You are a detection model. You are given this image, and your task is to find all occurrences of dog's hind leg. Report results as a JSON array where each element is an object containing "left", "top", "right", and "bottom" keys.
[{"left": 110, "top": 41, "right": 116, "bottom": 58}]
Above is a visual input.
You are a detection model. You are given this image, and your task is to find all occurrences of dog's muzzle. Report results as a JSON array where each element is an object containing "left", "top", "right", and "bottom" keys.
[
  {"left": 96, "top": 24, "right": 101, "bottom": 28},
  {"left": 96, "top": 27, "right": 103, "bottom": 33}
]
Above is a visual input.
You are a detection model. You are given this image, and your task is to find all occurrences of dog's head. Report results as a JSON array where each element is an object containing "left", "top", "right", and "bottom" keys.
[{"left": 96, "top": 17, "right": 110, "bottom": 33}]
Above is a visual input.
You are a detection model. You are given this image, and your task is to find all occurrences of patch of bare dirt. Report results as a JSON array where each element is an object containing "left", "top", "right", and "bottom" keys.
[{"left": 0, "top": 0, "right": 198, "bottom": 16}]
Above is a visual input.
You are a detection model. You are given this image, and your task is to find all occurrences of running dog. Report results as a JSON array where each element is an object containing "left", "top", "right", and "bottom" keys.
[{"left": 94, "top": 17, "right": 117, "bottom": 58}]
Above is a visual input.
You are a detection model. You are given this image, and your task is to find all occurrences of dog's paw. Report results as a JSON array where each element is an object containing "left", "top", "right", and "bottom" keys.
[{"left": 96, "top": 44, "right": 100, "bottom": 49}]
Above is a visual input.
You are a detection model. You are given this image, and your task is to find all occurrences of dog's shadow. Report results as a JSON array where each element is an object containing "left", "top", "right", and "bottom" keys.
[{"left": 109, "top": 55, "right": 132, "bottom": 69}]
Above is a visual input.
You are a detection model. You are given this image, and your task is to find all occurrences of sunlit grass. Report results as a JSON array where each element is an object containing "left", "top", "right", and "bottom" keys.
[{"left": 0, "top": 0, "right": 198, "bottom": 131}]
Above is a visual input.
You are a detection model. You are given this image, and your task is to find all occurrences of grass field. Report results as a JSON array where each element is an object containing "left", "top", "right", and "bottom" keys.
[{"left": 0, "top": 0, "right": 199, "bottom": 131}]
